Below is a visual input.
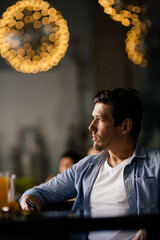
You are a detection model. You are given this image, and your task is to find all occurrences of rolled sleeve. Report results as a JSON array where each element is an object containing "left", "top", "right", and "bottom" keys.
[{"left": 19, "top": 164, "right": 77, "bottom": 207}]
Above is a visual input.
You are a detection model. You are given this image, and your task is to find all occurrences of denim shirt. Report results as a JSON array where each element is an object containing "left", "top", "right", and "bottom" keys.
[{"left": 20, "top": 142, "right": 160, "bottom": 211}]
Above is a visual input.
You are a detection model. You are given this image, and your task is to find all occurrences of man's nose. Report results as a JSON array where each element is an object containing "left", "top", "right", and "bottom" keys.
[{"left": 88, "top": 120, "right": 96, "bottom": 132}]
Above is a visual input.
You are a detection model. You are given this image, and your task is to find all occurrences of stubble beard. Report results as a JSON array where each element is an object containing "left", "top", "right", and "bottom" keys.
[{"left": 93, "top": 141, "right": 104, "bottom": 152}]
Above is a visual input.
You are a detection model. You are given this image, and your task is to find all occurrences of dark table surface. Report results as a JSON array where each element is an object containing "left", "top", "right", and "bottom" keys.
[{"left": 0, "top": 207, "right": 159, "bottom": 239}]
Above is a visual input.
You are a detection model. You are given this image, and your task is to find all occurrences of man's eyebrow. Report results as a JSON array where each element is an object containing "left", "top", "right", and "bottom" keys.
[
  {"left": 92, "top": 111, "right": 99, "bottom": 117},
  {"left": 92, "top": 112, "right": 104, "bottom": 118}
]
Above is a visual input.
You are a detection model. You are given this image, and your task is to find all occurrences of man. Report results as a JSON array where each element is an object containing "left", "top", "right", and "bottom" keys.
[{"left": 20, "top": 88, "right": 160, "bottom": 238}]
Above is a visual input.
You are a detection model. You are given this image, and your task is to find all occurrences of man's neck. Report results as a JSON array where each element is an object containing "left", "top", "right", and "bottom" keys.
[{"left": 107, "top": 139, "right": 136, "bottom": 167}]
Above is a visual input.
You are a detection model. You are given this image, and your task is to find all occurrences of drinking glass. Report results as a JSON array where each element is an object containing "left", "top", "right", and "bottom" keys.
[{"left": 0, "top": 171, "right": 16, "bottom": 210}]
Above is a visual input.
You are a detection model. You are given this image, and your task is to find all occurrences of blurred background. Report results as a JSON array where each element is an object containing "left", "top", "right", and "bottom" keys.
[{"left": 0, "top": 0, "right": 160, "bottom": 193}]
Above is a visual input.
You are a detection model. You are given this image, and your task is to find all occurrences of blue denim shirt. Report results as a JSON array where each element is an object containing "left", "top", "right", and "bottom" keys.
[{"left": 20, "top": 142, "right": 160, "bottom": 211}]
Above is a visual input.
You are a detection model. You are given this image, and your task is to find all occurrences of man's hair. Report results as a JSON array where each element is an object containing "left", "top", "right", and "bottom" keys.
[{"left": 93, "top": 88, "right": 144, "bottom": 139}]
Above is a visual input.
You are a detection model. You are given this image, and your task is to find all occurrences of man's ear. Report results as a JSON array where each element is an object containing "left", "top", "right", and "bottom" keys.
[{"left": 121, "top": 119, "right": 133, "bottom": 135}]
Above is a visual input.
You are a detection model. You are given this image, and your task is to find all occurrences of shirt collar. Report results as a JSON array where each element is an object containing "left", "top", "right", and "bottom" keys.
[
  {"left": 92, "top": 150, "right": 109, "bottom": 165},
  {"left": 132, "top": 141, "right": 147, "bottom": 159}
]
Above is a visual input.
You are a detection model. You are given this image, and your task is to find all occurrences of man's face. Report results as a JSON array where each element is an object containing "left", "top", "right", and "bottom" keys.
[{"left": 88, "top": 103, "right": 123, "bottom": 151}]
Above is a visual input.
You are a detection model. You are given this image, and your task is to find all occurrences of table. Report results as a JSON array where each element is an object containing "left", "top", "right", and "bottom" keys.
[{"left": 0, "top": 208, "right": 159, "bottom": 239}]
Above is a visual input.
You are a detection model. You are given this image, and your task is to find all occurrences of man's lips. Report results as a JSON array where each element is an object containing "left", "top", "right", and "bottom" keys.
[{"left": 92, "top": 135, "right": 99, "bottom": 141}]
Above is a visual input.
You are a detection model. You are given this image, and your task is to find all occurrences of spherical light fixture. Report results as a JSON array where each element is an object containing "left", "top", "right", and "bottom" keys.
[{"left": 0, "top": 0, "right": 70, "bottom": 73}]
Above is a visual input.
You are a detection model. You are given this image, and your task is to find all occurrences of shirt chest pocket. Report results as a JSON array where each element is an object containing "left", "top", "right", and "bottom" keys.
[{"left": 135, "top": 176, "right": 159, "bottom": 208}]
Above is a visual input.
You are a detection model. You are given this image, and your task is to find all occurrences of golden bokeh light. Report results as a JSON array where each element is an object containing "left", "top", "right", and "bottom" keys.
[
  {"left": 98, "top": 0, "right": 151, "bottom": 67},
  {"left": 0, "top": 0, "right": 70, "bottom": 73}
]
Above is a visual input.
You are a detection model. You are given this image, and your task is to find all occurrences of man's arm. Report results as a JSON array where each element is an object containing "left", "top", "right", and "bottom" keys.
[
  {"left": 132, "top": 229, "right": 147, "bottom": 240},
  {"left": 20, "top": 164, "right": 77, "bottom": 210}
]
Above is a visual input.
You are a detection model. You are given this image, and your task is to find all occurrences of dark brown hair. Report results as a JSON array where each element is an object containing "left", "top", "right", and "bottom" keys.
[{"left": 93, "top": 88, "right": 144, "bottom": 139}]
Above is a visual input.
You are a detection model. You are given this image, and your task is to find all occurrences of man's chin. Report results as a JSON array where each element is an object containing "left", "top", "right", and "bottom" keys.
[{"left": 94, "top": 143, "right": 103, "bottom": 152}]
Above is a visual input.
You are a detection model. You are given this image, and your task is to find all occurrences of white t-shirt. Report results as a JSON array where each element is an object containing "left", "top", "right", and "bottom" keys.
[
  {"left": 89, "top": 156, "right": 137, "bottom": 240},
  {"left": 90, "top": 156, "right": 132, "bottom": 211}
]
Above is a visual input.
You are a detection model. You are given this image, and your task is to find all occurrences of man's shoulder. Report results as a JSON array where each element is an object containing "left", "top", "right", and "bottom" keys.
[
  {"left": 75, "top": 150, "right": 107, "bottom": 169},
  {"left": 135, "top": 144, "right": 160, "bottom": 175},
  {"left": 135, "top": 141, "right": 160, "bottom": 160},
  {"left": 144, "top": 146, "right": 160, "bottom": 159}
]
